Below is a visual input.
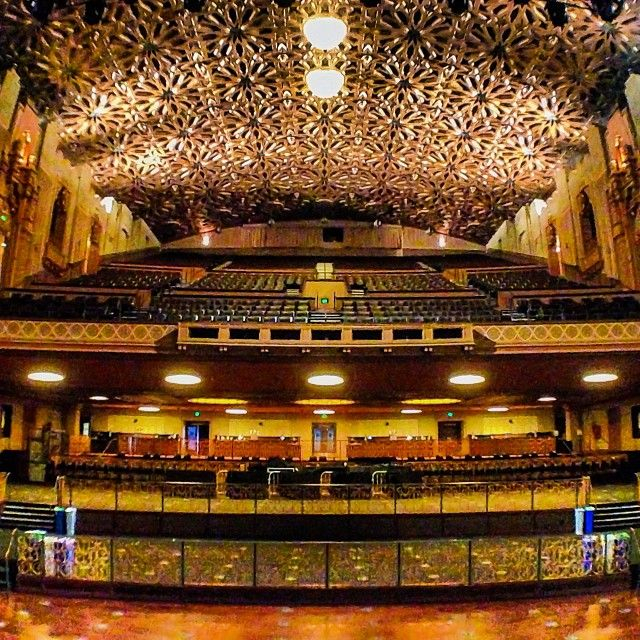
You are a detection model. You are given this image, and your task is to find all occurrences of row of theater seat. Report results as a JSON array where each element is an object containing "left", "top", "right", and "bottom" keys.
[
  {"left": 56, "top": 268, "right": 181, "bottom": 292},
  {"left": 152, "top": 296, "right": 312, "bottom": 323},
  {"left": 512, "top": 296, "right": 640, "bottom": 321},
  {"left": 340, "top": 297, "right": 501, "bottom": 323},
  {"left": 468, "top": 269, "right": 591, "bottom": 294},
  {"left": 345, "top": 272, "right": 461, "bottom": 292},
  {"left": 186, "top": 272, "right": 307, "bottom": 291}
]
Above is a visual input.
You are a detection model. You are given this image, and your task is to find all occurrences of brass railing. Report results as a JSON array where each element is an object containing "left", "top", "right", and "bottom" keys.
[{"left": 56, "top": 477, "right": 584, "bottom": 515}]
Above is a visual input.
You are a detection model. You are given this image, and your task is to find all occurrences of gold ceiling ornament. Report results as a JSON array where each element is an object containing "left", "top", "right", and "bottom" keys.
[{"left": 1, "top": 0, "right": 639, "bottom": 242}]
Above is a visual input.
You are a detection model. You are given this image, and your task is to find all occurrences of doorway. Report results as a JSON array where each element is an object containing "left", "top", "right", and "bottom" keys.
[
  {"left": 438, "top": 420, "right": 462, "bottom": 440},
  {"left": 184, "top": 421, "right": 210, "bottom": 455},
  {"left": 312, "top": 422, "right": 336, "bottom": 455}
]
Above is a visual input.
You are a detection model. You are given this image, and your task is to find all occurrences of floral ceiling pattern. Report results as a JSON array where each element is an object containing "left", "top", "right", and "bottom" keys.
[{"left": 1, "top": 0, "right": 639, "bottom": 241}]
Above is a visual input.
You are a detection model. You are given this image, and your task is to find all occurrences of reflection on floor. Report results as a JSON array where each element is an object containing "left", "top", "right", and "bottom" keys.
[{"left": 0, "top": 590, "right": 637, "bottom": 639}]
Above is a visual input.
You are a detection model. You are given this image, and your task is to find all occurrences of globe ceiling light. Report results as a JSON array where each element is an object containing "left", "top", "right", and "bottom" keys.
[
  {"left": 307, "top": 373, "right": 344, "bottom": 386},
  {"left": 164, "top": 373, "right": 202, "bottom": 386},
  {"left": 448, "top": 374, "right": 485, "bottom": 385},
  {"left": 303, "top": 15, "right": 348, "bottom": 50},
  {"left": 582, "top": 372, "right": 618, "bottom": 383},
  {"left": 305, "top": 68, "right": 344, "bottom": 99},
  {"left": 27, "top": 371, "right": 64, "bottom": 383}
]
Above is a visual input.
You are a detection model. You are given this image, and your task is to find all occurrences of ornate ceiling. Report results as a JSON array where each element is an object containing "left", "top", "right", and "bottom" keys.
[{"left": 1, "top": 0, "right": 640, "bottom": 242}]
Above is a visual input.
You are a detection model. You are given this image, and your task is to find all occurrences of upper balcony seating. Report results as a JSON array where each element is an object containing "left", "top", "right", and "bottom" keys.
[
  {"left": 511, "top": 295, "right": 640, "bottom": 321},
  {"left": 340, "top": 297, "right": 500, "bottom": 323},
  {"left": 186, "top": 271, "right": 307, "bottom": 292},
  {"left": 0, "top": 292, "right": 142, "bottom": 321},
  {"left": 345, "top": 272, "right": 460, "bottom": 293},
  {"left": 59, "top": 267, "right": 181, "bottom": 292},
  {"left": 152, "top": 296, "right": 312, "bottom": 323},
  {"left": 468, "top": 268, "right": 589, "bottom": 295}
]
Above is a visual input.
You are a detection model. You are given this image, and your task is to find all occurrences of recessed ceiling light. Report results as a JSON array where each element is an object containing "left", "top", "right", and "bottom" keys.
[
  {"left": 583, "top": 372, "right": 618, "bottom": 383},
  {"left": 303, "top": 15, "right": 348, "bottom": 50},
  {"left": 225, "top": 408, "right": 248, "bottom": 415},
  {"left": 295, "top": 399, "right": 354, "bottom": 405},
  {"left": 401, "top": 398, "right": 462, "bottom": 405},
  {"left": 307, "top": 374, "right": 344, "bottom": 386},
  {"left": 449, "top": 374, "right": 485, "bottom": 385},
  {"left": 487, "top": 406, "right": 509, "bottom": 412},
  {"left": 27, "top": 371, "right": 64, "bottom": 383},
  {"left": 164, "top": 373, "right": 202, "bottom": 385},
  {"left": 305, "top": 68, "right": 345, "bottom": 98},
  {"left": 89, "top": 395, "right": 109, "bottom": 401},
  {"left": 138, "top": 405, "right": 160, "bottom": 413},
  {"left": 313, "top": 408, "right": 335, "bottom": 415},
  {"left": 538, "top": 396, "right": 557, "bottom": 402},
  {"left": 400, "top": 408, "right": 422, "bottom": 414}
]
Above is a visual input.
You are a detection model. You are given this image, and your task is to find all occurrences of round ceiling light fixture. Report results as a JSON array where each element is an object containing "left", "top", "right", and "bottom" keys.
[
  {"left": 305, "top": 68, "right": 345, "bottom": 99},
  {"left": 303, "top": 15, "right": 348, "bottom": 50},
  {"left": 89, "top": 395, "right": 109, "bottom": 401},
  {"left": 313, "top": 408, "right": 335, "bottom": 415},
  {"left": 225, "top": 408, "right": 248, "bottom": 415},
  {"left": 487, "top": 406, "right": 509, "bottom": 412},
  {"left": 138, "top": 405, "right": 160, "bottom": 413},
  {"left": 307, "top": 373, "right": 344, "bottom": 387},
  {"left": 400, "top": 408, "right": 422, "bottom": 414},
  {"left": 582, "top": 372, "right": 618, "bottom": 383},
  {"left": 537, "top": 395, "right": 557, "bottom": 402},
  {"left": 449, "top": 374, "right": 485, "bottom": 385},
  {"left": 164, "top": 373, "right": 202, "bottom": 386},
  {"left": 27, "top": 371, "right": 64, "bottom": 383}
]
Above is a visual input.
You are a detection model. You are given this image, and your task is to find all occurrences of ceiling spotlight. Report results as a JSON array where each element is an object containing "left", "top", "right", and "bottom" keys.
[
  {"left": 305, "top": 68, "right": 345, "bottom": 99},
  {"left": 89, "top": 395, "right": 109, "bottom": 401},
  {"left": 313, "top": 408, "right": 335, "bottom": 415},
  {"left": 138, "top": 405, "right": 160, "bottom": 413},
  {"left": 184, "top": 0, "right": 206, "bottom": 10},
  {"left": 487, "top": 406, "right": 509, "bottom": 412},
  {"left": 28, "top": 370, "right": 64, "bottom": 383},
  {"left": 26, "top": 0, "right": 55, "bottom": 22},
  {"left": 590, "top": 0, "right": 624, "bottom": 21},
  {"left": 545, "top": 0, "right": 568, "bottom": 27},
  {"left": 447, "top": 0, "right": 469, "bottom": 15},
  {"left": 303, "top": 15, "right": 348, "bottom": 50},
  {"left": 164, "top": 373, "right": 202, "bottom": 386},
  {"left": 449, "top": 374, "right": 485, "bottom": 385},
  {"left": 225, "top": 408, "right": 248, "bottom": 415},
  {"left": 537, "top": 396, "right": 557, "bottom": 402},
  {"left": 582, "top": 372, "right": 618, "bottom": 383},
  {"left": 307, "top": 374, "right": 344, "bottom": 386},
  {"left": 84, "top": 0, "right": 107, "bottom": 25},
  {"left": 400, "top": 408, "right": 422, "bottom": 414}
]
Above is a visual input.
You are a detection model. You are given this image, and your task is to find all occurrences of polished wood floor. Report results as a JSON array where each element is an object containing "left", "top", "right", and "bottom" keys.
[{"left": 0, "top": 590, "right": 637, "bottom": 639}]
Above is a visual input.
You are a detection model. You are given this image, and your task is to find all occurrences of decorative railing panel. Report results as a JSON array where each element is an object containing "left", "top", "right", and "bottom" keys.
[
  {"left": 471, "top": 537, "right": 538, "bottom": 584},
  {"left": 400, "top": 540, "right": 469, "bottom": 586},
  {"left": 540, "top": 534, "right": 605, "bottom": 580},
  {"left": 328, "top": 543, "right": 398, "bottom": 588},
  {"left": 256, "top": 543, "right": 326, "bottom": 588},
  {"left": 113, "top": 539, "right": 182, "bottom": 586},
  {"left": 183, "top": 541, "right": 254, "bottom": 587}
]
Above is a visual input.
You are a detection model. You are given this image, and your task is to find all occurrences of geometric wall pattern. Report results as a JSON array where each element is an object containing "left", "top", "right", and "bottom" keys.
[{"left": 2, "top": 0, "right": 640, "bottom": 241}]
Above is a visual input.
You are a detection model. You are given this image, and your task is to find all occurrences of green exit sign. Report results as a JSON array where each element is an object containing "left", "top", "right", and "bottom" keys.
[{"left": 320, "top": 297, "right": 329, "bottom": 304}]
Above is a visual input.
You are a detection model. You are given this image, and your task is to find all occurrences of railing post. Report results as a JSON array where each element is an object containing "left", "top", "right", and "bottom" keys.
[
  {"left": 635, "top": 472, "right": 640, "bottom": 502},
  {"left": 207, "top": 483, "right": 211, "bottom": 514},
  {"left": 347, "top": 484, "right": 351, "bottom": 515},
  {"left": 485, "top": 483, "right": 490, "bottom": 513},
  {"left": 439, "top": 485, "right": 444, "bottom": 514},
  {"left": 578, "top": 476, "right": 591, "bottom": 507},
  {"left": 161, "top": 482, "right": 165, "bottom": 513},
  {"left": 114, "top": 480, "right": 119, "bottom": 512}
]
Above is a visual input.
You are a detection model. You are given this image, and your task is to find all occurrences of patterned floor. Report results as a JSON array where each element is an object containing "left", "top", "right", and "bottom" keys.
[{"left": 0, "top": 590, "right": 637, "bottom": 639}]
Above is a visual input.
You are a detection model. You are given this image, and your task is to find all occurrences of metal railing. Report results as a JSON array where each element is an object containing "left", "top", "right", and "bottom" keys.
[{"left": 56, "top": 477, "right": 585, "bottom": 515}]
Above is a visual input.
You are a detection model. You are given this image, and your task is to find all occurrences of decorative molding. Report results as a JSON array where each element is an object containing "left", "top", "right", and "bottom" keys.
[{"left": 0, "top": 320, "right": 176, "bottom": 352}]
